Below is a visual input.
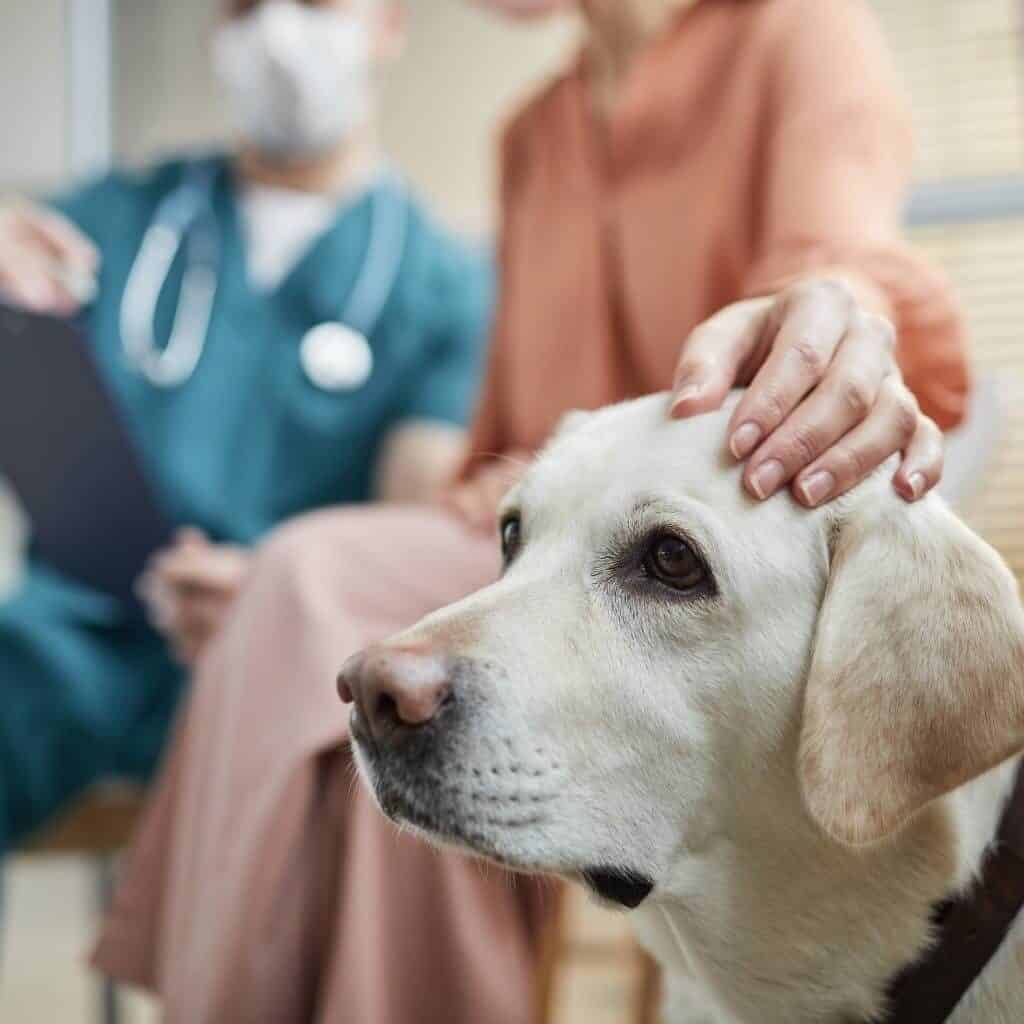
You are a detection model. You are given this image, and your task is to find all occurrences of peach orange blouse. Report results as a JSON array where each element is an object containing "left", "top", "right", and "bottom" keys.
[{"left": 467, "top": 0, "right": 968, "bottom": 468}]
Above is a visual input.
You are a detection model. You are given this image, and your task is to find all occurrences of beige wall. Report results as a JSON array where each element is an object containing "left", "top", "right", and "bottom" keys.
[
  {"left": 0, "top": 0, "right": 67, "bottom": 190},
  {"left": 112, "top": 0, "right": 227, "bottom": 165},
  {"left": 382, "top": 2, "right": 578, "bottom": 233},
  {"left": 1, "top": 0, "right": 575, "bottom": 229},
  {"left": 4, "top": 1, "right": 1022, "bottom": 215}
]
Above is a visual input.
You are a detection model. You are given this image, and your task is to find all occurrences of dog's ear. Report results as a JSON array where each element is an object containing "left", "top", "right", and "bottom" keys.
[{"left": 798, "top": 489, "right": 1024, "bottom": 846}]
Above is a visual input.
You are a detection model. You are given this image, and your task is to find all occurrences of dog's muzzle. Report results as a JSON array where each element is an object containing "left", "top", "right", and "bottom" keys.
[
  {"left": 339, "top": 647, "right": 655, "bottom": 909},
  {"left": 339, "top": 644, "right": 570, "bottom": 871}
]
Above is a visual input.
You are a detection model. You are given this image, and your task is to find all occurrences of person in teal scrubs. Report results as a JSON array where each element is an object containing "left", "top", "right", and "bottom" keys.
[{"left": 0, "top": 0, "right": 490, "bottom": 852}]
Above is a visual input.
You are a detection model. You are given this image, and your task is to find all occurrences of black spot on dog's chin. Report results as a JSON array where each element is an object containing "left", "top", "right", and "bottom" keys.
[{"left": 581, "top": 867, "right": 654, "bottom": 909}]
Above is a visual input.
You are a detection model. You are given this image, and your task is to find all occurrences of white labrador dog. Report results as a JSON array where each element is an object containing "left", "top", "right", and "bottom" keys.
[{"left": 340, "top": 393, "right": 1024, "bottom": 1023}]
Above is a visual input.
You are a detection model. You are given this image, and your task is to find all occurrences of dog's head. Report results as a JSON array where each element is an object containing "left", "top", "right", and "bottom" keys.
[{"left": 341, "top": 394, "right": 1024, "bottom": 908}]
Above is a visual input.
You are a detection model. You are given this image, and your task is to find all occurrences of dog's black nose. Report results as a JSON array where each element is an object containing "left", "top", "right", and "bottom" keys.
[{"left": 338, "top": 645, "right": 453, "bottom": 745}]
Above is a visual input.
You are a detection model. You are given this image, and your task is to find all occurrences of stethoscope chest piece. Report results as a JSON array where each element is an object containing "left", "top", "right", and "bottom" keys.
[{"left": 300, "top": 322, "right": 374, "bottom": 392}]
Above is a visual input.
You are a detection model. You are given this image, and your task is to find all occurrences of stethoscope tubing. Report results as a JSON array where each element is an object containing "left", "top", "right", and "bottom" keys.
[{"left": 119, "top": 159, "right": 408, "bottom": 391}]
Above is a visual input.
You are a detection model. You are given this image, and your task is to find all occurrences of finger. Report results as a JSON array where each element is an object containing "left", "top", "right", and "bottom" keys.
[
  {"left": 142, "top": 580, "right": 178, "bottom": 633},
  {"left": 470, "top": 474, "right": 509, "bottom": 532},
  {"left": 203, "top": 548, "right": 249, "bottom": 591},
  {"left": 153, "top": 557, "right": 210, "bottom": 594},
  {"left": 0, "top": 254, "right": 79, "bottom": 314},
  {"left": 144, "top": 568, "right": 181, "bottom": 624},
  {"left": 171, "top": 633, "right": 203, "bottom": 668},
  {"left": 726, "top": 282, "right": 860, "bottom": 459},
  {"left": 149, "top": 601, "right": 177, "bottom": 634},
  {"left": 444, "top": 483, "right": 474, "bottom": 522},
  {"left": 164, "top": 547, "right": 246, "bottom": 592},
  {"left": 791, "top": 377, "right": 920, "bottom": 507},
  {"left": 147, "top": 550, "right": 176, "bottom": 586},
  {"left": 446, "top": 484, "right": 490, "bottom": 533},
  {"left": 893, "top": 415, "right": 944, "bottom": 502},
  {"left": 176, "top": 592, "right": 230, "bottom": 636},
  {"left": 135, "top": 567, "right": 164, "bottom": 610},
  {"left": 135, "top": 569, "right": 155, "bottom": 604},
  {"left": 164, "top": 594, "right": 230, "bottom": 665},
  {"left": 160, "top": 557, "right": 244, "bottom": 594},
  {"left": 150, "top": 544, "right": 196, "bottom": 579},
  {"left": 483, "top": 474, "right": 512, "bottom": 528},
  {"left": 466, "top": 482, "right": 501, "bottom": 532},
  {"left": 148, "top": 529, "right": 207, "bottom": 579},
  {"left": 449, "top": 473, "right": 497, "bottom": 532},
  {"left": 174, "top": 526, "right": 208, "bottom": 547},
  {"left": 3, "top": 206, "right": 97, "bottom": 308},
  {"left": 670, "top": 298, "right": 774, "bottom": 417},
  {"left": 741, "top": 325, "right": 892, "bottom": 500},
  {"left": 0, "top": 262, "right": 57, "bottom": 310},
  {"left": 14, "top": 204, "right": 99, "bottom": 270}
]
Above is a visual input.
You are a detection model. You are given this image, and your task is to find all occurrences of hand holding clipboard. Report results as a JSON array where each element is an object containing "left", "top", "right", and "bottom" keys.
[{"left": 0, "top": 303, "right": 173, "bottom": 607}]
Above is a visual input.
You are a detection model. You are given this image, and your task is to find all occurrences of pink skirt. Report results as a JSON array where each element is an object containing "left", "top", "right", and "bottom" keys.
[{"left": 93, "top": 504, "right": 556, "bottom": 1023}]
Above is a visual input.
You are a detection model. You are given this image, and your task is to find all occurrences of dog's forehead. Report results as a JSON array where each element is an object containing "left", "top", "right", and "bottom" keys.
[
  {"left": 525, "top": 394, "right": 759, "bottom": 511},
  {"left": 513, "top": 393, "right": 833, "bottom": 574}
]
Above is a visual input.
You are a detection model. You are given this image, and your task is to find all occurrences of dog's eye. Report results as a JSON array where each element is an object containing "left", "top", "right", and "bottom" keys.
[
  {"left": 500, "top": 515, "right": 521, "bottom": 564},
  {"left": 643, "top": 534, "right": 706, "bottom": 591}
]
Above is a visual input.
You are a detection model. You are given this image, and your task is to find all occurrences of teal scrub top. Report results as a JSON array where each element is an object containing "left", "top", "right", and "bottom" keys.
[
  {"left": 0, "top": 155, "right": 492, "bottom": 849},
  {"left": 53, "top": 154, "right": 493, "bottom": 543}
]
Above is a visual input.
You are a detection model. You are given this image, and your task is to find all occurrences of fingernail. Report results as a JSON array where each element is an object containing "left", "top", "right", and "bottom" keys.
[
  {"left": 906, "top": 472, "right": 926, "bottom": 499},
  {"left": 797, "top": 470, "right": 835, "bottom": 507},
  {"left": 671, "top": 384, "right": 702, "bottom": 413},
  {"left": 749, "top": 459, "right": 785, "bottom": 500},
  {"left": 730, "top": 422, "right": 763, "bottom": 459}
]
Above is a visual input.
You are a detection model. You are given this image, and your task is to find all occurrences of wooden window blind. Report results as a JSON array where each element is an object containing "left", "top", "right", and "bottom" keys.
[
  {"left": 871, "top": 0, "right": 1024, "bottom": 182},
  {"left": 869, "top": 0, "right": 1024, "bottom": 580}
]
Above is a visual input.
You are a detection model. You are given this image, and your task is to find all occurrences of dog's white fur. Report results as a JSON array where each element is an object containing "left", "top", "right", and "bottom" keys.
[{"left": 352, "top": 393, "right": 1024, "bottom": 1023}]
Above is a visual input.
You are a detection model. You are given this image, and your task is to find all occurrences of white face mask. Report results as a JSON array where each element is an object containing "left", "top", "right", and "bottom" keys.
[{"left": 213, "top": 1, "right": 374, "bottom": 161}]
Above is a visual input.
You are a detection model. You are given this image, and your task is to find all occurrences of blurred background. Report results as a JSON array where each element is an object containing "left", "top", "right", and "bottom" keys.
[
  {"left": 2, "top": 0, "right": 1024, "bottom": 1020},
  {"left": 3, "top": 5, "right": 577, "bottom": 1019},
  {"left": 1, "top": 0, "right": 578, "bottom": 232}
]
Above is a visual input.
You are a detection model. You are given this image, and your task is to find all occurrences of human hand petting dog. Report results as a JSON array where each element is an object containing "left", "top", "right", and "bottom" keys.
[
  {"left": 138, "top": 528, "right": 251, "bottom": 666},
  {"left": 671, "top": 278, "right": 943, "bottom": 507}
]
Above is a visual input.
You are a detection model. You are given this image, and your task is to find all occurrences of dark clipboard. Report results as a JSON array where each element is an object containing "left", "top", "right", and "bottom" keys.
[{"left": 0, "top": 302, "right": 173, "bottom": 608}]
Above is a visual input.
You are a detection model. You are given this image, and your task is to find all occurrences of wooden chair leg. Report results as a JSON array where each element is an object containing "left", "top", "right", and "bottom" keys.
[
  {"left": 94, "top": 857, "right": 121, "bottom": 1024},
  {"left": 535, "top": 885, "right": 569, "bottom": 1024},
  {"left": 635, "top": 945, "right": 662, "bottom": 1024}
]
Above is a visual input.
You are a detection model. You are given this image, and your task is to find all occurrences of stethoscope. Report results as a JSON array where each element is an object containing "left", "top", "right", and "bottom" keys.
[{"left": 119, "top": 159, "right": 409, "bottom": 392}]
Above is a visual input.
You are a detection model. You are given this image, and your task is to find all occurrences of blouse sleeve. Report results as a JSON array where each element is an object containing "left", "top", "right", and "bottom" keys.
[
  {"left": 744, "top": 0, "right": 969, "bottom": 429},
  {"left": 458, "top": 117, "right": 528, "bottom": 478}
]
